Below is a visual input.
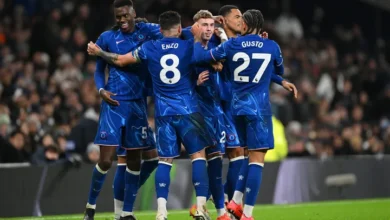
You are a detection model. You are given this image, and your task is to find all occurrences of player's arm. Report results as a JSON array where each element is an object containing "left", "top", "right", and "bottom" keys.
[
  {"left": 145, "top": 23, "right": 163, "bottom": 39},
  {"left": 274, "top": 41, "right": 284, "bottom": 76},
  {"left": 87, "top": 42, "right": 140, "bottom": 67},
  {"left": 93, "top": 34, "right": 120, "bottom": 105},
  {"left": 93, "top": 35, "right": 107, "bottom": 93},
  {"left": 193, "top": 41, "right": 228, "bottom": 64}
]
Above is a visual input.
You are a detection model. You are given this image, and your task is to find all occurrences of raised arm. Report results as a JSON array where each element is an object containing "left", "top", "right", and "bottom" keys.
[
  {"left": 193, "top": 41, "right": 229, "bottom": 65},
  {"left": 87, "top": 42, "right": 139, "bottom": 67}
]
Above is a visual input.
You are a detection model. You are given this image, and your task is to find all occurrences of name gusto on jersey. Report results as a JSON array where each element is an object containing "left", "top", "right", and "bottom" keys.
[
  {"left": 241, "top": 41, "right": 263, "bottom": 48},
  {"left": 162, "top": 43, "right": 179, "bottom": 50}
]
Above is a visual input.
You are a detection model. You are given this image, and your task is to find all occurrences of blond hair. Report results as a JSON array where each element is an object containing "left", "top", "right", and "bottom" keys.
[{"left": 193, "top": 10, "right": 213, "bottom": 22}]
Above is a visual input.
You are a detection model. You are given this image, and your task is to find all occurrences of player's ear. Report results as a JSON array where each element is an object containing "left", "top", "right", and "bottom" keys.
[
  {"left": 178, "top": 25, "right": 182, "bottom": 35},
  {"left": 130, "top": 7, "right": 136, "bottom": 18},
  {"left": 241, "top": 21, "right": 247, "bottom": 34}
]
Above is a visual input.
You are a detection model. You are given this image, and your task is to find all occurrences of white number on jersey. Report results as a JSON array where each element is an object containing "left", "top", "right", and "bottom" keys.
[
  {"left": 160, "top": 54, "right": 180, "bottom": 84},
  {"left": 142, "top": 127, "right": 147, "bottom": 139},
  {"left": 232, "top": 52, "right": 271, "bottom": 83},
  {"left": 219, "top": 131, "right": 226, "bottom": 144}
]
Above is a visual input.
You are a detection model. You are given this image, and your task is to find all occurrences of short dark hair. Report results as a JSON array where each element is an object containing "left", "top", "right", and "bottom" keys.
[
  {"left": 242, "top": 9, "right": 264, "bottom": 35},
  {"left": 218, "top": 5, "right": 239, "bottom": 17},
  {"left": 10, "top": 129, "right": 24, "bottom": 138},
  {"left": 159, "top": 11, "right": 181, "bottom": 31},
  {"left": 113, "top": 0, "right": 133, "bottom": 8}
]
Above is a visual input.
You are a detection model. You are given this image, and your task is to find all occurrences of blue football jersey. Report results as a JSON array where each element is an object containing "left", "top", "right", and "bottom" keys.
[
  {"left": 94, "top": 22, "right": 162, "bottom": 101},
  {"left": 133, "top": 37, "right": 199, "bottom": 117},
  {"left": 194, "top": 42, "right": 224, "bottom": 117},
  {"left": 195, "top": 34, "right": 284, "bottom": 116}
]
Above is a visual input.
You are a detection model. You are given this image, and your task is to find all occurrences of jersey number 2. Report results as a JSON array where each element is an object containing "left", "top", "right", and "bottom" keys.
[
  {"left": 233, "top": 52, "right": 271, "bottom": 83},
  {"left": 160, "top": 54, "right": 180, "bottom": 84}
]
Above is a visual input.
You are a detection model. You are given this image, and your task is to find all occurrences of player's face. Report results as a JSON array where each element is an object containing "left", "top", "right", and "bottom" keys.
[
  {"left": 114, "top": 6, "right": 136, "bottom": 33},
  {"left": 223, "top": 9, "right": 242, "bottom": 34},
  {"left": 197, "top": 18, "right": 215, "bottom": 41}
]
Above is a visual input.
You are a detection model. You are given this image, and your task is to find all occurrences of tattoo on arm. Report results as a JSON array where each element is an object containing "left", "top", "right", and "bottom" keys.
[{"left": 98, "top": 50, "right": 119, "bottom": 65}]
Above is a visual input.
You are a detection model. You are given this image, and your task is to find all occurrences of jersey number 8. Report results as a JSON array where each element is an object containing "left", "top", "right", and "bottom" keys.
[
  {"left": 233, "top": 52, "right": 271, "bottom": 83},
  {"left": 160, "top": 54, "right": 180, "bottom": 84}
]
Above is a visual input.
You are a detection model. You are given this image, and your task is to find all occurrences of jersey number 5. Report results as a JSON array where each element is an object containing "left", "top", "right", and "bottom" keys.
[
  {"left": 233, "top": 52, "right": 271, "bottom": 83},
  {"left": 160, "top": 54, "right": 180, "bottom": 84}
]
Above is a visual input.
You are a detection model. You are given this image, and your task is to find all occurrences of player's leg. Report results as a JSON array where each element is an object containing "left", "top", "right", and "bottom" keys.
[
  {"left": 231, "top": 147, "right": 249, "bottom": 207},
  {"left": 154, "top": 116, "right": 177, "bottom": 220},
  {"left": 119, "top": 99, "right": 150, "bottom": 219},
  {"left": 205, "top": 115, "right": 227, "bottom": 218},
  {"left": 226, "top": 116, "right": 248, "bottom": 219},
  {"left": 139, "top": 127, "right": 159, "bottom": 187},
  {"left": 207, "top": 152, "right": 227, "bottom": 219},
  {"left": 179, "top": 113, "right": 212, "bottom": 219},
  {"left": 113, "top": 148, "right": 127, "bottom": 220},
  {"left": 119, "top": 149, "right": 142, "bottom": 219},
  {"left": 84, "top": 101, "right": 125, "bottom": 220},
  {"left": 241, "top": 115, "right": 273, "bottom": 219},
  {"left": 84, "top": 146, "right": 117, "bottom": 220},
  {"left": 228, "top": 115, "right": 273, "bottom": 220},
  {"left": 223, "top": 109, "right": 245, "bottom": 201}
]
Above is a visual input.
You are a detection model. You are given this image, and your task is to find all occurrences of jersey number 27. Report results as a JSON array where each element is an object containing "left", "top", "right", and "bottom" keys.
[{"left": 233, "top": 52, "right": 271, "bottom": 83}]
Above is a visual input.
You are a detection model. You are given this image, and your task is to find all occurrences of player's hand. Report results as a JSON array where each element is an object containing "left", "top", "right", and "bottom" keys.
[
  {"left": 282, "top": 80, "right": 298, "bottom": 99},
  {"left": 214, "top": 27, "right": 228, "bottom": 42},
  {"left": 211, "top": 61, "right": 223, "bottom": 72},
  {"left": 213, "top": 15, "right": 224, "bottom": 25},
  {"left": 87, "top": 41, "right": 101, "bottom": 56},
  {"left": 261, "top": 31, "right": 269, "bottom": 39},
  {"left": 191, "top": 22, "right": 202, "bottom": 42},
  {"left": 99, "top": 89, "right": 120, "bottom": 106},
  {"left": 197, "top": 70, "right": 209, "bottom": 86}
]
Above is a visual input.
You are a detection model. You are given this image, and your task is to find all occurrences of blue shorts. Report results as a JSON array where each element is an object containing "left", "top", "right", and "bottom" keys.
[
  {"left": 94, "top": 99, "right": 149, "bottom": 150},
  {"left": 155, "top": 112, "right": 214, "bottom": 158},
  {"left": 116, "top": 126, "right": 156, "bottom": 156},
  {"left": 234, "top": 115, "right": 274, "bottom": 150},
  {"left": 221, "top": 101, "right": 241, "bottom": 147},
  {"left": 204, "top": 114, "right": 226, "bottom": 155}
]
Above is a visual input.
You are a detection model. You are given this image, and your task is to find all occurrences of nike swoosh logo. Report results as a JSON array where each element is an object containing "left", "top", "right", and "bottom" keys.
[{"left": 116, "top": 40, "right": 125, "bottom": 44}]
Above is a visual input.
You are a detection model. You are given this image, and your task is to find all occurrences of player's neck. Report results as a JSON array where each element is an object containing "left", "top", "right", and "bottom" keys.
[
  {"left": 163, "top": 34, "right": 180, "bottom": 38},
  {"left": 201, "top": 39, "right": 208, "bottom": 47},
  {"left": 162, "top": 29, "right": 180, "bottom": 38},
  {"left": 225, "top": 28, "right": 238, "bottom": 38}
]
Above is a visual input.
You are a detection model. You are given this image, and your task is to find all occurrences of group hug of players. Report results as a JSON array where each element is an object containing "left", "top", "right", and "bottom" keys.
[{"left": 83, "top": 0, "right": 298, "bottom": 220}]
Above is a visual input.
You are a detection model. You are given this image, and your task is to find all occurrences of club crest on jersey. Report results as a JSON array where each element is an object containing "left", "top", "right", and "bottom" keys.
[
  {"left": 138, "top": 34, "right": 145, "bottom": 41},
  {"left": 228, "top": 134, "right": 236, "bottom": 141},
  {"left": 100, "top": 131, "right": 107, "bottom": 139}
]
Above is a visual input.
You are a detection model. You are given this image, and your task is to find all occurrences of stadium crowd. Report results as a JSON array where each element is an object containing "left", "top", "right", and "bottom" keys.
[{"left": 0, "top": 0, "right": 390, "bottom": 164}]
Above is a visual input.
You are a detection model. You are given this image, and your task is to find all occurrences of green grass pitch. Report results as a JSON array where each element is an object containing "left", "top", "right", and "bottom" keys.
[{"left": 4, "top": 198, "right": 390, "bottom": 220}]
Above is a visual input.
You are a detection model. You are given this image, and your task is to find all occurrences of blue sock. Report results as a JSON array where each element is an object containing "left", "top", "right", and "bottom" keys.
[
  {"left": 192, "top": 159, "right": 209, "bottom": 200},
  {"left": 155, "top": 162, "right": 172, "bottom": 200},
  {"left": 208, "top": 156, "right": 224, "bottom": 210},
  {"left": 113, "top": 164, "right": 126, "bottom": 202},
  {"left": 235, "top": 157, "right": 249, "bottom": 193},
  {"left": 244, "top": 163, "right": 263, "bottom": 207},
  {"left": 122, "top": 168, "right": 140, "bottom": 214},
  {"left": 139, "top": 159, "right": 159, "bottom": 187},
  {"left": 87, "top": 165, "right": 108, "bottom": 206},
  {"left": 224, "top": 182, "right": 230, "bottom": 200},
  {"left": 226, "top": 156, "right": 244, "bottom": 200}
]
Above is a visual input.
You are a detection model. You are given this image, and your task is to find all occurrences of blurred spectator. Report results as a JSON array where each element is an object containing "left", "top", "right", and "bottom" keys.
[
  {"left": 85, "top": 143, "right": 100, "bottom": 164},
  {"left": 0, "top": 130, "right": 28, "bottom": 163}
]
